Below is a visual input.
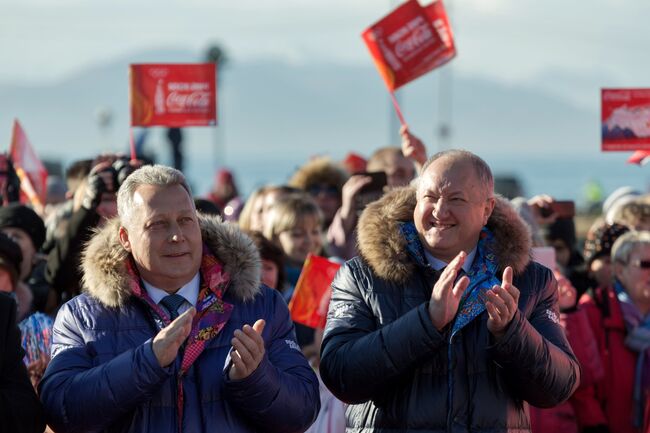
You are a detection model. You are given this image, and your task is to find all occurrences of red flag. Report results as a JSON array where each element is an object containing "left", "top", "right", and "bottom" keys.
[
  {"left": 130, "top": 63, "right": 217, "bottom": 127},
  {"left": 9, "top": 120, "right": 48, "bottom": 211},
  {"left": 362, "top": 0, "right": 456, "bottom": 91},
  {"left": 288, "top": 254, "right": 341, "bottom": 329},
  {"left": 602, "top": 88, "right": 650, "bottom": 151},
  {"left": 627, "top": 150, "right": 650, "bottom": 165}
]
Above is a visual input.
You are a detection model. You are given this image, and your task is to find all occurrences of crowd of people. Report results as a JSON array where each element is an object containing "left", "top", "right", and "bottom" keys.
[{"left": 1, "top": 127, "right": 649, "bottom": 433}]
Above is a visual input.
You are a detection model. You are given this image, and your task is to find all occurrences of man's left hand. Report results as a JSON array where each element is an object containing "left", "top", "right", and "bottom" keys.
[
  {"left": 485, "top": 266, "right": 520, "bottom": 339},
  {"left": 228, "top": 319, "right": 266, "bottom": 381}
]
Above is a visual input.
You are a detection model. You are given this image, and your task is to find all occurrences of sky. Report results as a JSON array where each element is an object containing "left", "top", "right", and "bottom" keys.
[
  {"left": 2, "top": 0, "right": 650, "bottom": 201},
  {"left": 2, "top": 0, "right": 649, "bottom": 111}
]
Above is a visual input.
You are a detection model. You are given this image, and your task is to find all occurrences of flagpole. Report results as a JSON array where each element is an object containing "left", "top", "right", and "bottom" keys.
[
  {"left": 129, "top": 127, "right": 137, "bottom": 162},
  {"left": 388, "top": 0, "right": 403, "bottom": 143},
  {"left": 389, "top": 90, "right": 407, "bottom": 128}
]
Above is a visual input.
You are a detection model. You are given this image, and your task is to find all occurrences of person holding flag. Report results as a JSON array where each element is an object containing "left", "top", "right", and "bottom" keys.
[{"left": 320, "top": 149, "right": 580, "bottom": 432}]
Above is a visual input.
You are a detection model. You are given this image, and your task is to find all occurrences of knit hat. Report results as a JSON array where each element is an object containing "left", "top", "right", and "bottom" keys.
[
  {"left": 584, "top": 222, "right": 630, "bottom": 265},
  {"left": 0, "top": 204, "right": 46, "bottom": 250},
  {"left": 0, "top": 232, "right": 22, "bottom": 289},
  {"left": 603, "top": 186, "right": 641, "bottom": 224}
]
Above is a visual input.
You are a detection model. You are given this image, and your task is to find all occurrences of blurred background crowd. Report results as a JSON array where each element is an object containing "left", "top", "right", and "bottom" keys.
[{"left": 0, "top": 127, "right": 649, "bottom": 432}]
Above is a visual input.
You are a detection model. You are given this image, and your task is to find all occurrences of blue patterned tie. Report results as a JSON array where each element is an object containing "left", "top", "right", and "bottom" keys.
[{"left": 160, "top": 294, "right": 185, "bottom": 320}]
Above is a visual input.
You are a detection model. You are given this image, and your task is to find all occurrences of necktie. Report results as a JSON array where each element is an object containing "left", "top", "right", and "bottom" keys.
[{"left": 160, "top": 294, "right": 185, "bottom": 320}]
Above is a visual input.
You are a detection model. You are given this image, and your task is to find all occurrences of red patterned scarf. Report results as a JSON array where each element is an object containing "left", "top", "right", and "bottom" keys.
[{"left": 126, "top": 244, "right": 234, "bottom": 428}]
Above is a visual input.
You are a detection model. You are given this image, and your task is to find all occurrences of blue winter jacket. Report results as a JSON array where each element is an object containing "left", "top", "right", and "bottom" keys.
[{"left": 39, "top": 215, "right": 320, "bottom": 433}]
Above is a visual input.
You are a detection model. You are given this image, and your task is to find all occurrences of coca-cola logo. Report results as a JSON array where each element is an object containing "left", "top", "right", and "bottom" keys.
[
  {"left": 164, "top": 81, "right": 212, "bottom": 112},
  {"left": 166, "top": 91, "right": 211, "bottom": 111},
  {"left": 394, "top": 24, "right": 434, "bottom": 60}
]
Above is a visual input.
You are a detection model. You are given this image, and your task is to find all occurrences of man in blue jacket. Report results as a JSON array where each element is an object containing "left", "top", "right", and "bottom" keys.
[
  {"left": 320, "top": 148, "right": 580, "bottom": 432},
  {"left": 39, "top": 164, "right": 320, "bottom": 433}
]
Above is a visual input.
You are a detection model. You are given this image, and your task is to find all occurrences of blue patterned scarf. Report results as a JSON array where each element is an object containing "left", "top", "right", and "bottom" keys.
[{"left": 399, "top": 222, "right": 501, "bottom": 337}]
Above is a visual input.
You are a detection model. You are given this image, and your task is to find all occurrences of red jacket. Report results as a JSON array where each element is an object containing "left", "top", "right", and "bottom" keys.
[
  {"left": 572, "top": 286, "right": 641, "bottom": 433},
  {"left": 530, "top": 305, "right": 603, "bottom": 433}
]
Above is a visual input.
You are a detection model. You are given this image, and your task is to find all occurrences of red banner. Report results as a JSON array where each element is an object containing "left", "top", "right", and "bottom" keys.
[
  {"left": 602, "top": 88, "right": 650, "bottom": 151},
  {"left": 362, "top": 0, "right": 456, "bottom": 91},
  {"left": 288, "top": 254, "right": 341, "bottom": 329},
  {"left": 9, "top": 120, "right": 48, "bottom": 210},
  {"left": 130, "top": 63, "right": 217, "bottom": 127}
]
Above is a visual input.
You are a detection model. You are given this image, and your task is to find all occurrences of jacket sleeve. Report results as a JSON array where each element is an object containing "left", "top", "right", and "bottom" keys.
[
  {"left": 223, "top": 287, "right": 320, "bottom": 433},
  {"left": 38, "top": 301, "right": 171, "bottom": 433},
  {"left": 320, "top": 260, "right": 447, "bottom": 404},
  {"left": 488, "top": 264, "right": 581, "bottom": 408},
  {"left": 45, "top": 207, "right": 100, "bottom": 296},
  {"left": 0, "top": 296, "right": 45, "bottom": 433}
]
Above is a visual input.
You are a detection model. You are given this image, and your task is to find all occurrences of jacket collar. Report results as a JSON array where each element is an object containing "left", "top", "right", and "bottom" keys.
[
  {"left": 356, "top": 187, "right": 532, "bottom": 284},
  {"left": 81, "top": 214, "right": 261, "bottom": 308}
]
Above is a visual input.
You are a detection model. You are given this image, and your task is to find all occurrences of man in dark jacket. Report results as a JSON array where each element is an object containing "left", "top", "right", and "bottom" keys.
[
  {"left": 39, "top": 165, "right": 320, "bottom": 433},
  {"left": 320, "top": 149, "right": 580, "bottom": 432},
  {"left": 0, "top": 293, "right": 45, "bottom": 433}
]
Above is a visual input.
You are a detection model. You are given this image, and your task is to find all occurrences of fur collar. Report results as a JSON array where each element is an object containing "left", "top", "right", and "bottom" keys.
[
  {"left": 357, "top": 187, "right": 532, "bottom": 284},
  {"left": 81, "top": 214, "right": 261, "bottom": 308}
]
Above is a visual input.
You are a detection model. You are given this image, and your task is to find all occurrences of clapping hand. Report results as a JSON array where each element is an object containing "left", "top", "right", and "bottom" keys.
[
  {"left": 485, "top": 266, "right": 520, "bottom": 339},
  {"left": 228, "top": 319, "right": 266, "bottom": 381},
  {"left": 428, "top": 251, "right": 470, "bottom": 331},
  {"left": 152, "top": 307, "right": 195, "bottom": 367}
]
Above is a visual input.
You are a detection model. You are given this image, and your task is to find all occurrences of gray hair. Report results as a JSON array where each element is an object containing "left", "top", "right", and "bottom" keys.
[
  {"left": 418, "top": 149, "right": 494, "bottom": 196},
  {"left": 117, "top": 165, "right": 194, "bottom": 225},
  {"left": 611, "top": 230, "right": 650, "bottom": 264}
]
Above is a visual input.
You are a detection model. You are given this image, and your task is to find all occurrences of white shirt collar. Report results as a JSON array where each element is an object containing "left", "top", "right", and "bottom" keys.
[
  {"left": 142, "top": 272, "right": 200, "bottom": 307},
  {"left": 425, "top": 247, "right": 477, "bottom": 274}
]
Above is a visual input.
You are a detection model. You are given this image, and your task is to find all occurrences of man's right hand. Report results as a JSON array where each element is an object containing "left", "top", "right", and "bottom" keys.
[
  {"left": 400, "top": 126, "right": 427, "bottom": 171},
  {"left": 152, "top": 307, "right": 195, "bottom": 367},
  {"left": 339, "top": 174, "right": 373, "bottom": 223},
  {"left": 428, "top": 251, "right": 470, "bottom": 331}
]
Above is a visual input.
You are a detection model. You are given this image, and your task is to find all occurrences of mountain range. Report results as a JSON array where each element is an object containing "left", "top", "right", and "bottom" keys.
[{"left": 0, "top": 48, "right": 609, "bottom": 195}]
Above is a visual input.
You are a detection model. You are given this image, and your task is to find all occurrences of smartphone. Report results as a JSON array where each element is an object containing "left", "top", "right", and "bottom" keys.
[
  {"left": 550, "top": 200, "right": 575, "bottom": 218},
  {"left": 359, "top": 171, "right": 387, "bottom": 195},
  {"left": 531, "top": 246, "right": 556, "bottom": 270}
]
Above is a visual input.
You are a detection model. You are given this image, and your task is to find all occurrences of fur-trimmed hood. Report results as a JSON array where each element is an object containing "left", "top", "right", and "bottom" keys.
[
  {"left": 357, "top": 187, "right": 532, "bottom": 284},
  {"left": 81, "top": 214, "right": 261, "bottom": 308}
]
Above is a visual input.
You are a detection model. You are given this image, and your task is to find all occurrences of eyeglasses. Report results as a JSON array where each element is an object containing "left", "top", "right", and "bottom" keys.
[
  {"left": 629, "top": 259, "right": 650, "bottom": 269},
  {"left": 308, "top": 185, "right": 339, "bottom": 197}
]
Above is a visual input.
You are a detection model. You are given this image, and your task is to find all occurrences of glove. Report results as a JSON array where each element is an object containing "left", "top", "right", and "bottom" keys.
[
  {"left": 81, "top": 164, "right": 115, "bottom": 210},
  {"left": 112, "top": 158, "right": 138, "bottom": 187}
]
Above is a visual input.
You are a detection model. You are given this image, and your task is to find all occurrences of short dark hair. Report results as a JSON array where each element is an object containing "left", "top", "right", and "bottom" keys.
[
  {"left": 245, "top": 230, "right": 285, "bottom": 291},
  {"left": 65, "top": 159, "right": 93, "bottom": 182}
]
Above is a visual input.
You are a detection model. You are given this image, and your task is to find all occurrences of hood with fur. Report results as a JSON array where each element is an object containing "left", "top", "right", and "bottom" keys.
[
  {"left": 81, "top": 214, "right": 261, "bottom": 308},
  {"left": 357, "top": 187, "right": 532, "bottom": 284}
]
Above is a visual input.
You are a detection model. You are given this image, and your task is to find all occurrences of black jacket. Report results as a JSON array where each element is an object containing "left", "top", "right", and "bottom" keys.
[
  {"left": 45, "top": 206, "right": 100, "bottom": 300},
  {"left": 320, "top": 188, "right": 580, "bottom": 433},
  {"left": 0, "top": 294, "right": 45, "bottom": 433}
]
